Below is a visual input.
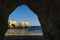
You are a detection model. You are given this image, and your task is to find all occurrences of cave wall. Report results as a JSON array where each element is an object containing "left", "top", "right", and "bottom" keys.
[{"left": 0, "top": 0, "right": 60, "bottom": 40}]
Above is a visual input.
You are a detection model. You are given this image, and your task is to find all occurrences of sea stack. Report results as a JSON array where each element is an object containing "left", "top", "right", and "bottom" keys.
[{"left": 18, "top": 21, "right": 30, "bottom": 28}]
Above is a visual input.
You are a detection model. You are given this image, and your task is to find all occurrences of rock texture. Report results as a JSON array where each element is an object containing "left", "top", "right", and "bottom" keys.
[{"left": 0, "top": 0, "right": 60, "bottom": 40}]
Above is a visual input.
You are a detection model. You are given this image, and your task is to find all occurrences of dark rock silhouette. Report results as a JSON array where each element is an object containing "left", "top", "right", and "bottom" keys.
[{"left": 0, "top": 0, "right": 60, "bottom": 40}]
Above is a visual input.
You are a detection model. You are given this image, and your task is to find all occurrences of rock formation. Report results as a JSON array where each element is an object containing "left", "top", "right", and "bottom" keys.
[
  {"left": 18, "top": 21, "right": 29, "bottom": 28},
  {"left": 0, "top": 0, "right": 60, "bottom": 40},
  {"left": 8, "top": 20, "right": 17, "bottom": 28}
]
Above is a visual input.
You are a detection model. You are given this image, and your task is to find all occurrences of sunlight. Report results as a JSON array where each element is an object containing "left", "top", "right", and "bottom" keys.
[{"left": 5, "top": 4, "right": 43, "bottom": 36}]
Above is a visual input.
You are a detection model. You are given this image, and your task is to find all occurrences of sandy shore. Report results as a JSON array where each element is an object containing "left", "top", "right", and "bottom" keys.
[{"left": 5, "top": 33, "right": 43, "bottom": 36}]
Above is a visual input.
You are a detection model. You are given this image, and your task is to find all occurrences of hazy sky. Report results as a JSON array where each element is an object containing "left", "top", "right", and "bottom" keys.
[{"left": 9, "top": 4, "right": 41, "bottom": 26}]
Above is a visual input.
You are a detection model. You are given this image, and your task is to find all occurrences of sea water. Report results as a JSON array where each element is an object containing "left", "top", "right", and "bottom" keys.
[{"left": 6, "top": 26, "right": 43, "bottom": 36}]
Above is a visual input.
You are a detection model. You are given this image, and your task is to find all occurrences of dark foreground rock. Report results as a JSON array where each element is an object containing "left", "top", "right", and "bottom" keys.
[{"left": 4, "top": 36, "right": 44, "bottom": 40}]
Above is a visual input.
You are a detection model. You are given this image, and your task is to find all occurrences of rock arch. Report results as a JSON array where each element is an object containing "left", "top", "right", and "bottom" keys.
[{"left": 0, "top": 0, "right": 60, "bottom": 40}]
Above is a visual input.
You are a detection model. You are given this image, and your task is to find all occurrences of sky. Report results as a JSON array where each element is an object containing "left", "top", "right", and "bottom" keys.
[{"left": 9, "top": 4, "right": 41, "bottom": 26}]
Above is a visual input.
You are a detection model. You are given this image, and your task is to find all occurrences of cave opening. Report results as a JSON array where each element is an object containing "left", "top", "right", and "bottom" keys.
[{"left": 5, "top": 4, "right": 43, "bottom": 37}]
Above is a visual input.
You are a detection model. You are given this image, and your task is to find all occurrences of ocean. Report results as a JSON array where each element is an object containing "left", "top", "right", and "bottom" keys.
[{"left": 4, "top": 26, "right": 43, "bottom": 40}]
